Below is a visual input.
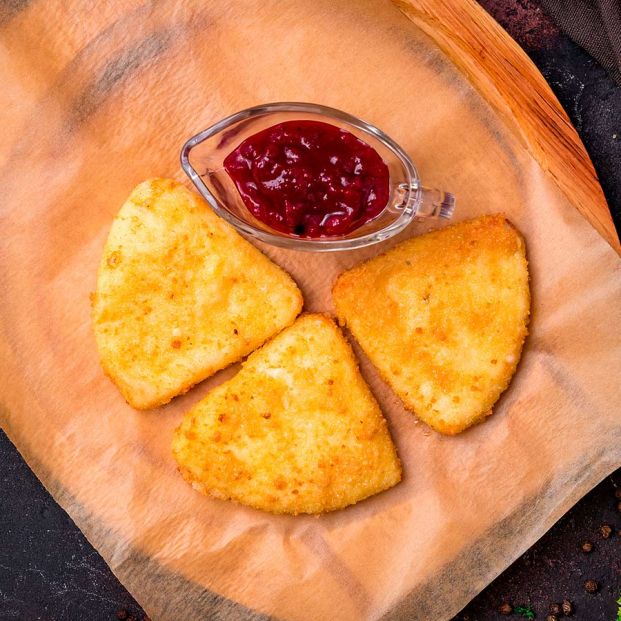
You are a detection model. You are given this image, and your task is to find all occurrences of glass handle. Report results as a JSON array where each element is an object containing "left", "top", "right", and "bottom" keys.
[{"left": 404, "top": 183, "right": 456, "bottom": 220}]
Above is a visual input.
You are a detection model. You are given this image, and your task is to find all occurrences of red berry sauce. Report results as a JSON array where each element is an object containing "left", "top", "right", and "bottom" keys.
[{"left": 223, "top": 120, "right": 390, "bottom": 237}]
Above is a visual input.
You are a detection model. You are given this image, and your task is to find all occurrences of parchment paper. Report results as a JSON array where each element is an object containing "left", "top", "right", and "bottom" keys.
[{"left": 1, "top": 1, "right": 620, "bottom": 620}]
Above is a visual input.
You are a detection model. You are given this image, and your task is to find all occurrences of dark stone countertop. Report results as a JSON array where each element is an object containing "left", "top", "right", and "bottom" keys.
[{"left": 1, "top": 1, "right": 620, "bottom": 620}]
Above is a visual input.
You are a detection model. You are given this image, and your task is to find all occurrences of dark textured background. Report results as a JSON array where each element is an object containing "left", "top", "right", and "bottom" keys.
[
  {"left": 479, "top": 0, "right": 621, "bottom": 233},
  {"left": 1, "top": 0, "right": 620, "bottom": 619}
]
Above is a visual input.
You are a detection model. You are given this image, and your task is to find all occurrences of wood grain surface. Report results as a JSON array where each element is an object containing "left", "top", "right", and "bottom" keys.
[{"left": 396, "top": 0, "right": 621, "bottom": 253}]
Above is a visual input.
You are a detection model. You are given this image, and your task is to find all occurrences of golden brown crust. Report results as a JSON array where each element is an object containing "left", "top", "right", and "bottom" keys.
[
  {"left": 92, "top": 178, "right": 302, "bottom": 409},
  {"left": 172, "top": 314, "right": 402, "bottom": 514},
  {"left": 333, "top": 215, "right": 530, "bottom": 435}
]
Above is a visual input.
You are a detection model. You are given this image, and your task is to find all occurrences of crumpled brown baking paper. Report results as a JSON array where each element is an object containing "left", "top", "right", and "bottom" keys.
[{"left": 1, "top": 1, "right": 620, "bottom": 620}]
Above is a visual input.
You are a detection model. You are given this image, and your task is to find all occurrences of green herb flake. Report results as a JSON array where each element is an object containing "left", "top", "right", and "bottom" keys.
[
  {"left": 514, "top": 605, "right": 536, "bottom": 619},
  {"left": 615, "top": 593, "right": 621, "bottom": 621}
]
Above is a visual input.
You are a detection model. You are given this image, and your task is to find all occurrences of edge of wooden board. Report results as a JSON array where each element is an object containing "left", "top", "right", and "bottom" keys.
[{"left": 394, "top": 0, "right": 621, "bottom": 254}]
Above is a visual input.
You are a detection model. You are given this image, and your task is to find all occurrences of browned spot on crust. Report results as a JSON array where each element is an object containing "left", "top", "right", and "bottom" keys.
[{"left": 107, "top": 250, "right": 121, "bottom": 267}]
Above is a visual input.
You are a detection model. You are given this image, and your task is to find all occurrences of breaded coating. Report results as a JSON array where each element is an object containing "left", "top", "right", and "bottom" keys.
[
  {"left": 333, "top": 215, "right": 530, "bottom": 435},
  {"left": 172, "top": 314, "right": 401, "bottom": 514},
  {"left": 92, "top": 179, "right": 302, "bottom": 409}
]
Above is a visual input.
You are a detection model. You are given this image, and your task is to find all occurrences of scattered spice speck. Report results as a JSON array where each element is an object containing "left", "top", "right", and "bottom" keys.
[
  {"left": 498, "top": 602, "right": 513, "bottom": 615},
  {"left": 561, "top": 599, "right": 573, "bottom": 616},
  {"left": 581, "top": 540, "right": 593, "bottom": 553},
  {"left": 599, "top": 524, "right": 613, "bottom": 538},
  {"left": 584, "top": 579, "right": 599, "bottom": 594},
  {"left": 546, "top": 615, "right": 558, "bottom": 621},
  {"left": 549, "top": 603, "right": 561, "bottom": 615},
  {"left": 115, "top": 610, "right": 128, "bottom": 620}
]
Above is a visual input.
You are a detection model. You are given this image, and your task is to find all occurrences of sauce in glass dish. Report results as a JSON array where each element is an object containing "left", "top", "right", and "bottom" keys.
[{"left": 223, "top": 120, "right": 390, "bottom": 237}]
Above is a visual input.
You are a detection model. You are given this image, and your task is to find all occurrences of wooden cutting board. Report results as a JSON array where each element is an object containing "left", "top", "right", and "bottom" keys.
[{"left": 397, "top": 0, "right": 620, "bottom": 253}]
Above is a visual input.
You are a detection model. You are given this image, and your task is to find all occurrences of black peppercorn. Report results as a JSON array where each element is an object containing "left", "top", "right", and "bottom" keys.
[
  {"left": 498, "top": 602, "right": 513, "bottom": 615},
  {"left": 584, "top": 579, "right": 599, "bottom": 594},
  {"left": 581, "top": 540, "right": 593, "bottom": 553},
  {"left": 547, "top": 615, "right": 559, "bottom": 621},
  {"left": 549, "top": 603, "right": 562, "bottom": 614},
  {"left": 116, "top": 610, "right": 129, "bottom": 621},
  {"left": 599, "top": 524, "right": 613, "bottom": 538},
  {"left": 562, "top": 599, "right": 574, "bottom": 616}
]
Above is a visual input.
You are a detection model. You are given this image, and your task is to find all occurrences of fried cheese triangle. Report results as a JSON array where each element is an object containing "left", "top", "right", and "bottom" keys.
[
  {"left": 92, "top": 178, "right": 302, "bottom": 409},
  {"left": 172, "top": 314, "right": 401, "bottom": 514},
  {"left": 333, "top": 215, "right": 530, "bottom": 435}
]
